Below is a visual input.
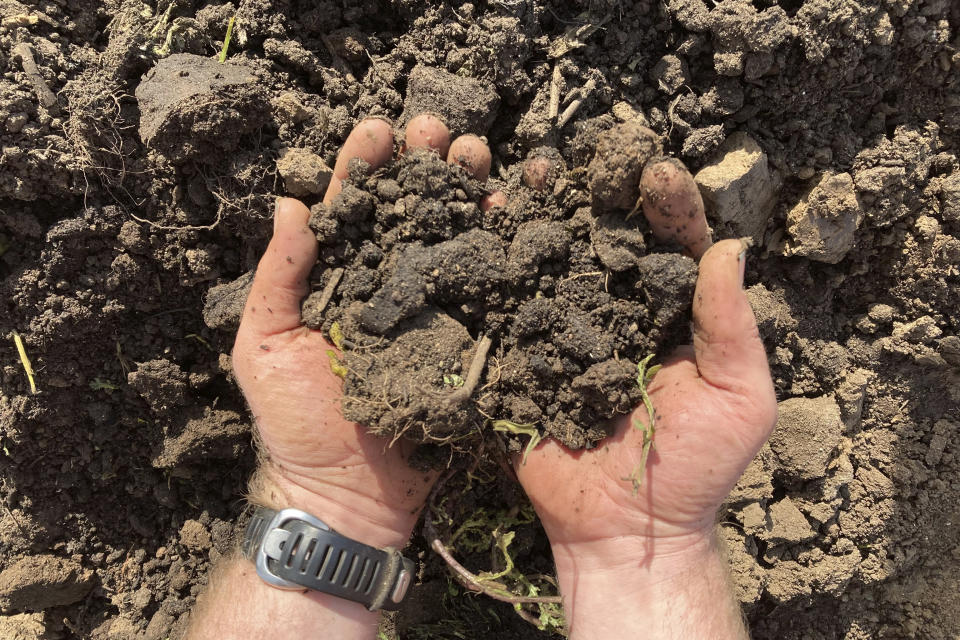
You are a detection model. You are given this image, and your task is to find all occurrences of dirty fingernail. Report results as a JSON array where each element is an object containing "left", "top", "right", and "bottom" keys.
[{"left": 738, "top": 249, "right": 747, "bottom": 287}]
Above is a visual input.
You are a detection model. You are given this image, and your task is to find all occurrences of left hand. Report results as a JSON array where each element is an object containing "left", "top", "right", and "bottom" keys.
[{"left": 232, "top": 115, "right": 497, "bottom": 547}]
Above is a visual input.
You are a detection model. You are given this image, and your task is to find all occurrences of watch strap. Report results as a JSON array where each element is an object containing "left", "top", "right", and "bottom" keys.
[{"left": 241, "top": 506, "right": 414, "bottom": 611}]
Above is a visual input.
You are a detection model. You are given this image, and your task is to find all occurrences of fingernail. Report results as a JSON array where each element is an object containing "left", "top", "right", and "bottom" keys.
[{"left": 738, "top": 249, "right": 747, "bottom": 288}]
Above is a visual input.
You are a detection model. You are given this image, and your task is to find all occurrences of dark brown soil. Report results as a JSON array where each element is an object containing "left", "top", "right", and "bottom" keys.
[
  {"left": 1, "top": 0, "right": 959, "bottom": 639},
  {"left": 309, "top": 148, "right": 695, "bottom": 453}
]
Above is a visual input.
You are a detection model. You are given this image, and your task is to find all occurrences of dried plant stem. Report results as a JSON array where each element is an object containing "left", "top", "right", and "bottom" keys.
[{"left": 441, "top": 334, "right": 493, "bottom": 407}]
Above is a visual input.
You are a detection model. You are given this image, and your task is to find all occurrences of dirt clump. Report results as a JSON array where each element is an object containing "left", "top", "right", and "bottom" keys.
[
  {"left": 0, "top": 555, "right": 94, "bottom": 613},
  {"left": 313, "top": 148, "right": 689, "bottom": 451},
  {"left": 135, "top": 54, "right": 270, "bottom": 163},
  {"left": 587, "top": 121, "right": 663, "bottom": 211}
]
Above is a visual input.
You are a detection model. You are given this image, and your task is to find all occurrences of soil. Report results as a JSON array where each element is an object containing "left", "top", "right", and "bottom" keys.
[
  {"left": 1, "top": 1, "right": 959, "bottom": 639},
  {"left": 308, "top": 147, "right": 695, "bottom": 453}
]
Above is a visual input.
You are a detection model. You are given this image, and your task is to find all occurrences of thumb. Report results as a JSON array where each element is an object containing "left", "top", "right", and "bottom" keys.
[
  {"left": 238, "top": 198, "right": 318, "bottom": 338},
  {"left": 692, "top": 239, "right": 771, "bottom": 396}
]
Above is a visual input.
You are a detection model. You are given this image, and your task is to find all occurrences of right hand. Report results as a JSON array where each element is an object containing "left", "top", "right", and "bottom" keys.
[{"left": 516, "top": 239, "right": 778, "bottom": 570}]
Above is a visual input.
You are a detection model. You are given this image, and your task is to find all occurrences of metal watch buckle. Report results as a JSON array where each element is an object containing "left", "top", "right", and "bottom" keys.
[{"left": 254, "top": 508, "right": 330, "bottom": 590}]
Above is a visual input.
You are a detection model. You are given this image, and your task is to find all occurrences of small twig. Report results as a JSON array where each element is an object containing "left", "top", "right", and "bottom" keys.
[
  {"left": 12, "top": 43, "right": 58, "bottom": 112},
  {"left": 313, "top": 268, "right": 344, "bottom": 316},
  {"left": 548, "top": 63, "right": 562, "bottom": 121},
  {"left": 557, "top": 78, "right": 596, "bottom": 129},
  {"left": 128, "top": 210, "right": 223, "bottom": 231},
  {"left": 441, "top": 334, "right": 493, "bottom": 407}
]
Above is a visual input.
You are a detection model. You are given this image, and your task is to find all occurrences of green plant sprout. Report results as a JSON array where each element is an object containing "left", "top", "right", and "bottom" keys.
[
  {"left": 491, "top": 420, "right": 541, "bottom": 465},
  {"left": 11, "top": 331, "right": 37, "bottom": 394},
  {"left": 185, "top": 333, "right": 212, "bottom": 351},
  {"left": 624, "top": 354, "right": 662, "bottom": 495},
  {"left": 443, "top": 373, "right": 465, "bottom": 388},
  {"left": 219, "top": 15, "right": 236, "bottom": 63},
  {"left": 89, "top": 378, "right": 120, "bottom": 393}
]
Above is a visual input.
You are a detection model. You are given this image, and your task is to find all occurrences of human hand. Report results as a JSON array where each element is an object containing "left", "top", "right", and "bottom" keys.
[
  {"left": 516, "top": 237, "right": 777, "bottom": 589},
  {"left": 232, "top": 115, "right": 497, "bottom": 548}
]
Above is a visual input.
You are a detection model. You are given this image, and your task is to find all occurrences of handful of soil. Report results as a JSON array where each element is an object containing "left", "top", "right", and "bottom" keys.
[{"left": 306, "top": 141, "right": 697, "bottom": 453}]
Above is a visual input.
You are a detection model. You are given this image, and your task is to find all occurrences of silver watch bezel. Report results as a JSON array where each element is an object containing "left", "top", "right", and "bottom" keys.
[{"left": 254, "top": 508, "right": 331, "bottom": 590}]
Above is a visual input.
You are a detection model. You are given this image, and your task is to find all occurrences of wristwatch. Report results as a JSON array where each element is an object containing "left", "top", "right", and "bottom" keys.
[{"left": 241, "top": 506, "right": 414, "bottom": 611}]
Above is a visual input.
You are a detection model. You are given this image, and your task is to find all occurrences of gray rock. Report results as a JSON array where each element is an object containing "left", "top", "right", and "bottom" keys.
[
  {"left": 399, "top": 65, "right": 500, "bottom": 137},
  {"left": 694, "top": 132, "right": 778, "bottom": 240}
]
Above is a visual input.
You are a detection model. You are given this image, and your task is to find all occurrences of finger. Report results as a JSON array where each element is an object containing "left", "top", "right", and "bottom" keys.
[
  {"left": 447, "top": 135, "right": 492, "bottom": 181},
  {"left": 692, "top": 239, "right": 771, "bottom": 393},
  {"left": 239, "top": 198, "right": 318, "bottom": 337},
  {"left": 323, "top": 118, "right": 395, "bottom": 204},
  {"left": 402, "top": 113, "right": 451, "bottom": 157},
  {"left": 481, "top": 190, "right": 507, "bottom": 212}
]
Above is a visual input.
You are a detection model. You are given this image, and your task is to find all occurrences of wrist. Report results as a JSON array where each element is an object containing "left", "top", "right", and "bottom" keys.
[
  {"left": 250, "top": 465, "right": 417, "bottom": 549},
  {"left": 550, "top": 526, "right": 715, "bottom": 582},
  {"left": 549, "top": 530, "right": 746, "bottom": 639}
]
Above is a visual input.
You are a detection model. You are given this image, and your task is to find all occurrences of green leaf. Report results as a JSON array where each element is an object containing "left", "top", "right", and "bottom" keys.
[
  {"left": 491, "top": 420, "right": 542, "bottom": 465},
  {"left": 218, "top": 15, "right": 236, "bottom": 63}
]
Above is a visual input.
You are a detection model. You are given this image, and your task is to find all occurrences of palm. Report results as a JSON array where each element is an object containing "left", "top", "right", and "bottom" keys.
[
  {"left": 232, "top": 326, "right": 430, "bottom": 514},
  {"left": 517, "top": 240, "right": 777, "bottom": 551}
]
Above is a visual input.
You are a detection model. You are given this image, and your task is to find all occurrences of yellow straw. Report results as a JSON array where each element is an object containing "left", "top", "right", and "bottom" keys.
[{"left": 12, "top": 331, "right": 37, "bottom": 394}]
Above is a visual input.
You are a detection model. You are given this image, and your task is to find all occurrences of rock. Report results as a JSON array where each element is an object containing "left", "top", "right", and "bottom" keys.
[
  {"left": 179, "top": 520, "right": 211, "bottom": 552},
  {"left": 202, "top": 272, "right": 254, "bottom": 332},
  {"left": 151, "top": 408, "right": 249, "bottom": 468},
  {"left": 764, "top": 498, "right": 816, "bottom": 544},
  {"left": 769, "top": 396, "right": 844, "bottom": 482},
  {"left": 0, "top": 555, "right": 94, "bottom": 613},
  {"left": 941, "top": 172, "right": 960, "bottom": 221},
  {"left": 399, "top": 65, "right": 500, "bottom": 137},
  {"left": 277, "top": 148, "right": 334, "bottom": 197},
  {"left": 590, "top": 213, "right": 646, "bottom": 271},
  {"left": 650, "top": 54, "right": 690, "bottom": 94},
  {"left": 694, "top": 132, "right": 778, "bottom": 240},
  {"left": 785, "top": 172, "right": 863, "bottom": 263},
  {"left": 136, "top": 54, "right": 270, "bottom": 163}
]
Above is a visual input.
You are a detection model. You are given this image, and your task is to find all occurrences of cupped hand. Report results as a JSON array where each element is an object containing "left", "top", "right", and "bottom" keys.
[
  {"left": 516, "top": 238, "right": 778, "bottom": 562},
  {"left": 232, "top": 115, "right": 496, "bottom": 547}
]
